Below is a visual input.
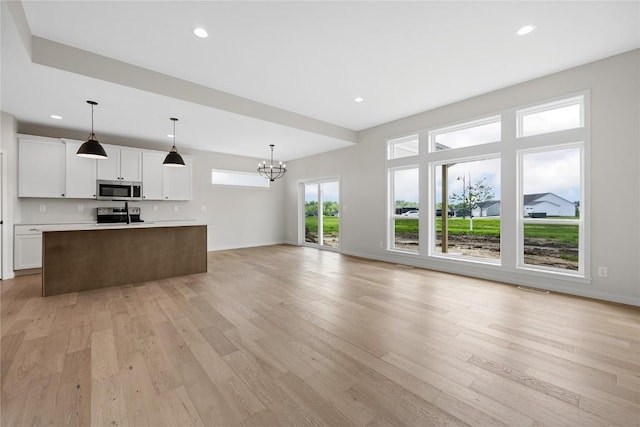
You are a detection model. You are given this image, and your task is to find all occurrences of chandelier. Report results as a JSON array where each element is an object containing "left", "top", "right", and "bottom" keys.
[{"left": 257, "top": 144, "right": 287, "bottom": 181}]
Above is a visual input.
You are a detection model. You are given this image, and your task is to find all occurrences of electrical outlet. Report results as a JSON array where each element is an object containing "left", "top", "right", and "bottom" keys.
[
  {"left": 379, "top": 240, "right": 384, "bottom": 248},
  {"left": 77, "top": 205, "right": 84, "bottom": 213},
  {"left": 201, "top": 205, "right": 207, "bottom": 212},
  {"left": 597, "top": 266, "right": 608, "bottom": 277},
  {"left": 173, "top": 205, "right": 179, "bottom": 212},
  {"left": 39, "top": 205, "right": 46, "bottom": 213},
  {"left": 152, "top": 205, "right": 158, "bottom": 212}
]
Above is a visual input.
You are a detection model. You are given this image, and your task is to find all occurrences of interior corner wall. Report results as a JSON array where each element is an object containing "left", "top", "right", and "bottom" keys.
[
  {"left": 0, "top": 112, "right": 19, "bottom": 279},
  {"left": 284, "top": 49, "right": 640, "bottom": 306}
]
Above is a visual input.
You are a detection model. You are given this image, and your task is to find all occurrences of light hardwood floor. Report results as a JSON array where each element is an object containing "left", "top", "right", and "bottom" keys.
[{"left": 2, "top": 245, "right": 639, "bottom": 426}]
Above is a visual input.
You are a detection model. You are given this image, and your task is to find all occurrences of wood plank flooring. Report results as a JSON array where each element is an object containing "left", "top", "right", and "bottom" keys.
[{"left": 2, "top": 245, "right": 639, "bottom": 426}]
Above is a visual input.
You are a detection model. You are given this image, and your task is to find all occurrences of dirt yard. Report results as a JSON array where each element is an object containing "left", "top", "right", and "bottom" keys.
[{"left": 396, "top": 234, "right": 578, "bottom": 270}]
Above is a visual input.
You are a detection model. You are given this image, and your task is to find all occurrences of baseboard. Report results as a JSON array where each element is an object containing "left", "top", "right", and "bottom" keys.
[
  {"left": 208, "top": 240, "right": 287, "bottom": 252},
  {"left": 14, "top": 268, "right": 41, "bottom": 277}
]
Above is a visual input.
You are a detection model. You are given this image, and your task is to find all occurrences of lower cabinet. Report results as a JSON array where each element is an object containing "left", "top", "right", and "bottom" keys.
[{"left": 14, "top": 227, "right": 43, "bottom": 270}]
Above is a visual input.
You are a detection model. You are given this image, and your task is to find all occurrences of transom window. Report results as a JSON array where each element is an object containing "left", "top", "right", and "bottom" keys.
[
  {"left": 517, "top": 96, "right": 584, "bottom": 137},
  {"left": 212, "top": 169, "right": 269, "bottom": 188},
  {"left": 388, "top": 135, "right": 419, "bottom": 159},
  {"left": 429, "top": 116, "right": 501, "bottom": 152}
]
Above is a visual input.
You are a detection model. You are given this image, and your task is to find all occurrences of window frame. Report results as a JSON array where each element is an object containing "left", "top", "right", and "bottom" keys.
[
  {"left": 428, "top": 154, "right": 503, "bottom": 265},
  {"left": 428, "top": 115, "right": 501, "bottom": 152},
  {"left": 388, "top": 165, "right": 420, "bottom": 253},
  {"left": 299, "top": 176, "right": 342, "bottom": 252},
  {"left": 517, "top": 142, "right": 585, "bottom": 276},
  {"left": 516, "top": 95, "right": 585, "bottom": 138},
  {"left": 387, "top": 134, "right": 420, "bottom": 160}
]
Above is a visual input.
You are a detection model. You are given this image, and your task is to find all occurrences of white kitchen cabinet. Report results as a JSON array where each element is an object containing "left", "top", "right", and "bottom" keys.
[
  {"left": 162, "top": 157, "right": 193, "bottom": 201},
  {"left": 142, "top": 151, "right": 193, "bottom": 200},
  {"left": 18, "top": 136, "right": 66, "bottom": 198},
  {"left": 97, "top": 144, "right": 142, "bottom": 182},
  {"left": 64, "top": 139, "right": 97, "bottom": 199},
  {"left": 141, "top": 151, "right": 165, "bottom": 200},
  {"left": 14, "top": 227, "right": 42, "bottom": 270}
]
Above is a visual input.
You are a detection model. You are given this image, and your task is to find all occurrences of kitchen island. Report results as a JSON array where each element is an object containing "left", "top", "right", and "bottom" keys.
[{"left": 41, "top": 222, "right": 207, "bottom": 296}]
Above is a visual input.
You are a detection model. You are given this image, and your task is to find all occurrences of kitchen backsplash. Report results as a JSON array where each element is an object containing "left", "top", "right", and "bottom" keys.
[{"left": 19, "top": 198, "right": 197, "bottom": 224}]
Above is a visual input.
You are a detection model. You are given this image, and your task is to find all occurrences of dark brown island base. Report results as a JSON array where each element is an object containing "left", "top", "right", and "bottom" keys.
[{"left": 42, "top": 224, "right": 207, "bottom": 296}]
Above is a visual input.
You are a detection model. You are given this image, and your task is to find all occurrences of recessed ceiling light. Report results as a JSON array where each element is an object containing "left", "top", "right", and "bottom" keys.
[
  {"left": 167, "top": 133, "right": 174, "bottom": 138},
  {"left": 517, "top": 25, "right": 536, "bottom": 36},
  {"left": 193, "top": 27, "right": 208, "bottom": 38},
  {"left": 354, "top": 97, "right": 364, "bottom": 103},
  {"left": 50, "top": 114, "right": 63, "bottom": 120}
]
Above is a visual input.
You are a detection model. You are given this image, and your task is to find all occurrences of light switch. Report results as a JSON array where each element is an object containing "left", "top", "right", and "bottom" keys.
[{"left": 39, "top": 205, "right": 46, "bottom": 213}]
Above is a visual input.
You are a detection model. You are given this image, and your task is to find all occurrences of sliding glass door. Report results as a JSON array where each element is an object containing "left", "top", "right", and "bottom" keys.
[{"left": 302, "top": 179, "right": 340, "bottom": 249}]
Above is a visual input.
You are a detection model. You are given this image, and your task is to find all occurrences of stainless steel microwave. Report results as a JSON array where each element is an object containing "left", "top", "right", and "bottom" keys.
[{"left": 96, "top": 180, "right": 142, "bottom": 201}]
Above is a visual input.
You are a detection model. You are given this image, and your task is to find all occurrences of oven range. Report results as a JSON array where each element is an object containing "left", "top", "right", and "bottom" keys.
[{"left": 97, "top": 206, "right": 143, "bottom": 224}]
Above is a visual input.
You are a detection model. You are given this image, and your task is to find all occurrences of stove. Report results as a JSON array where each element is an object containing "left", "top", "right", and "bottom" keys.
[{"left": 97, "top": 207, "right": 143, "bottom": 224}]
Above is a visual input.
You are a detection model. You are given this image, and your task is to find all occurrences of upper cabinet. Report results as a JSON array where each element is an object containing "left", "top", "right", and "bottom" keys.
[
  {"left": 163, "top": 157, "right": 193, "bottom": 201},
  {"left": 18, "top": 136, "right": 66, "bottom": 198},
  {"left": 97, "top": 144, "right": 142, "bottom": 182},
  {"left": 64, "top": 139, "right": 97, "bottom": 199},
  {"left": 141, "top": 151, "right": 165, "bottom": 200},
  {"left": 142, "top": 151, "right": 193, "bottom": 201},
  {"left": 18, "top": 134, "right": 192, "bottom": 201}
]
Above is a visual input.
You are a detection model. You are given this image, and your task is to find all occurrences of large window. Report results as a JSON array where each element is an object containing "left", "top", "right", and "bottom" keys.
[
  {"left": 390, "top": 167, "right": 419, "bottom": 252},
  {"left": 434, "top": 158, "right": 501, "bottom": 261},
  {"left": 519, "top": 145, "right": 583, "bottom": 272},
  {"left": 386, "top": 92, "right": 588, "bottom": 278}
]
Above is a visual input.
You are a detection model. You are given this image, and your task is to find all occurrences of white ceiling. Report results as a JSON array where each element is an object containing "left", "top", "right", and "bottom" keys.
[{"left": 2, "top": 1, "right": 639, "bottom": 161}]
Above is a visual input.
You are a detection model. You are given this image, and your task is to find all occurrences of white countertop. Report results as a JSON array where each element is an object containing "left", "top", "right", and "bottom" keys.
[{"left": 15, "top": 220, "right": 206, "bottom": 232}]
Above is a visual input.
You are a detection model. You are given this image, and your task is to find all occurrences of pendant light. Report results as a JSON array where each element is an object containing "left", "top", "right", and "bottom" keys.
[
  {"left": 77, "top": 100, "right": 108, "bottom": 159},
  {"left": 257, "top": 144, "right": 287, "bottom": 181},
  {"left": 163, "top": 117, "right": 185, "bottom": 167}
]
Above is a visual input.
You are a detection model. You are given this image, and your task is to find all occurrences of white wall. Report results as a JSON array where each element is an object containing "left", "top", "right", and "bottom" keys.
[
  {"left": 285, "top": 49, "right": 640, "bottom": 306},
  {"left": 0, "top": 112, "right": 19, "bottom": 279},
  {"left": 12, "top": 123, "right": 286, "bottom": 253}
]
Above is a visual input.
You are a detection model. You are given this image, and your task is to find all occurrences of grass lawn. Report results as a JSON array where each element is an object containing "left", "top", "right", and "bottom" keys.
[
  {"left": 395, "top": 217, "right": 578, "bottom": 245},
  {"left": 307, "top": 216, "right": 577, "bottom": 245},
  {"left": 305, "top": 216, "right": 339, "bottom": 235},
  {"left": 394, "top": 218, "right": 502, "bottom": 236}
]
